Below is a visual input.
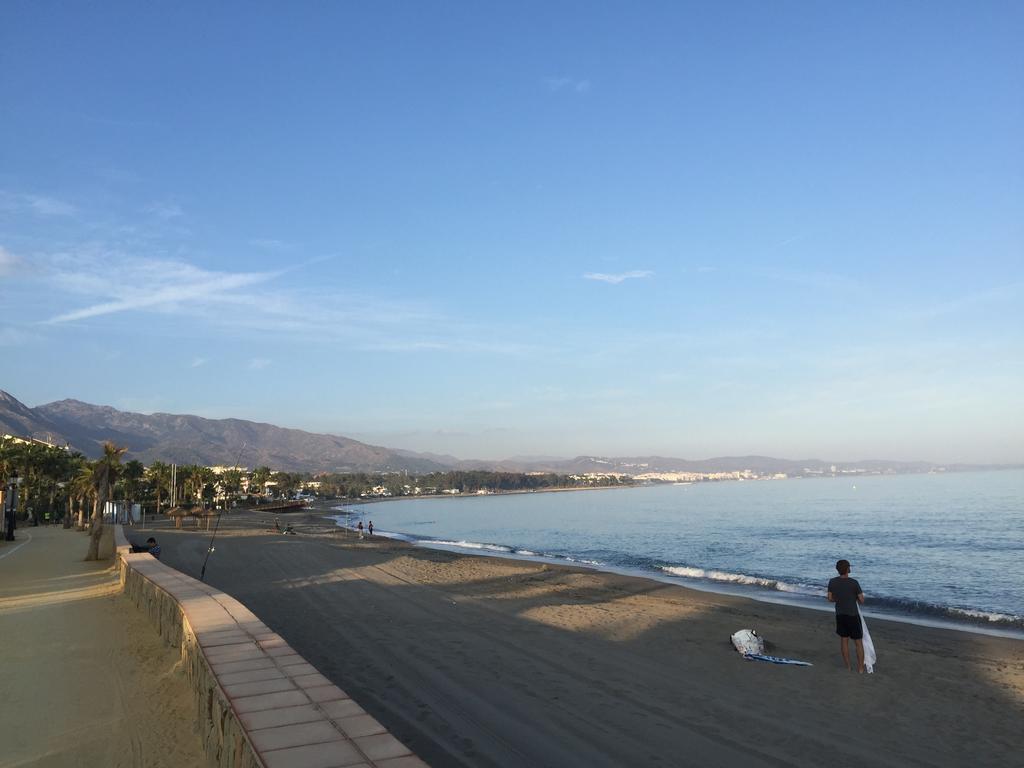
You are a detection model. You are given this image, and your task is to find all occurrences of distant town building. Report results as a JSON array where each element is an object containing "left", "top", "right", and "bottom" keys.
[{"left": 2, "top": 433, "right": 69, "bottom": 450}]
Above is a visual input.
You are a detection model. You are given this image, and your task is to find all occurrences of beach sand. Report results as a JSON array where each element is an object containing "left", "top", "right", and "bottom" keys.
[
  {"left": 146, "top": 511, "right": 1023, "bottom": 768},
  {"left": 0, "top": 526, "right": 206, "bottom": 768}
]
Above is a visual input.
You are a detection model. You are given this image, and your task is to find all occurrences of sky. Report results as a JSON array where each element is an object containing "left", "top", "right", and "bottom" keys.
[{"left": 1, "top": 2, "right": 1022, "bottom": 464}]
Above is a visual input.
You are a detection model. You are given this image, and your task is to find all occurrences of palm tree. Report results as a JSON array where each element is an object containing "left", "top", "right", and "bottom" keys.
[
  {"left": 39, "top": 447, "right": 74, "bottom": 524},
  {"left": 15, "top": 442, "right": 50, "bottom": 522},
  {"left": 62, "top": 452, "right": 88, "bottom": 529},
  {"left": 71, "top": 461, "right": 95, "bottom": 531},
  {"left": 146, "top": 461, "right": 171, "bottom": 516},
  {"left": 250, "top": 466, "right": 272, "bottom": 499},
  {"left": 192, "top": 466, "right": 216, "bottom": 509},
  {"left": 175, "top": 464, "right": 197, "bottom": 507},
  {"left": 0, "top": 436, "right": 15, "bottom": 481},
  {"left": 85, "top": 442, "right": 126, "bottom": 561},
  {"left": 120, "top": 459, "right": 145, "bottom": 525},
  {"left": 219, "top": 468, "right": 244, "bottom": 508}
]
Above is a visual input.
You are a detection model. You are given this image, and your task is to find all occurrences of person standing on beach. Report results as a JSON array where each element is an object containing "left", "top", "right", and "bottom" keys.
[
  {"left": 357, "top": 520, "right": 364, "bottom": 539},
  {"left": 368, "top": 521, "right": 374, "bottom": 536},
  {"left": 827, "top": 559, "right": 865, "bottom": 672}
]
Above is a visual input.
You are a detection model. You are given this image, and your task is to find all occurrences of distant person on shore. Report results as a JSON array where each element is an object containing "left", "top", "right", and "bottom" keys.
[
  {"left": 827, "top": 559, "right": 865, "bottom": 672},
  {"left": 368, "top": 521, "right": 374, "bottom": 536},
  {"left": 274, "top": 517, "right": 281, "bottom": 532},
  {"left": 357, "top": 521, "right": 364, "bottom": 539}
]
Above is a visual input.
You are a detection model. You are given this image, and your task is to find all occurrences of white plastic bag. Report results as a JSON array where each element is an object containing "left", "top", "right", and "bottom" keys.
[
  {"left": 731, "top": 628, "right": 765, "bottom": 656},
  {"left": 857, "top": 606, "right": 876, "bottom": 673}
]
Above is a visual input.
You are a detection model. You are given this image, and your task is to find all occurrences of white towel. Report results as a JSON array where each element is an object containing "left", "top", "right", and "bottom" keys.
[{"left": 858, "top": 605, "right": 876, "bottom": 673}]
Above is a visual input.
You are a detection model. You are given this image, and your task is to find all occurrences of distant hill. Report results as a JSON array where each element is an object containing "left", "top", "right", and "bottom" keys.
[
  {"left": 2, "top": 389, "right": 1013, "bottom": 476},
  {"left": 0, "top": 389, "right": 67, "bottom": 444},
  {"left": 1, "top": 390, "right": 446, "bottom": 473}
]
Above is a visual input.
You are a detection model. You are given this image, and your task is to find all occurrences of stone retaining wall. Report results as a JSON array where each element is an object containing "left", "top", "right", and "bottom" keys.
[{"left": 114, "top": 526, "right": 427, "bottom": 768}]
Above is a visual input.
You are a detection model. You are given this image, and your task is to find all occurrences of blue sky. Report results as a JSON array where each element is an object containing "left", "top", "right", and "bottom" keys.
[{"left": 1, "top": 2, "right": 1022, "bottom": 463}]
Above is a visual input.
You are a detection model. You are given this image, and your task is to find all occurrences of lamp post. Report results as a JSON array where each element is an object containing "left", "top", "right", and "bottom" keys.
[{"left": 3, "top": 470, "right": 20, "bottom": 541}]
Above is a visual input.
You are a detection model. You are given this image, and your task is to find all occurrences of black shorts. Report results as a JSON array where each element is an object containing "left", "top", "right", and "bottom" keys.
[{"left": 836, "top": 613, "right": 863, "bottom": 639}]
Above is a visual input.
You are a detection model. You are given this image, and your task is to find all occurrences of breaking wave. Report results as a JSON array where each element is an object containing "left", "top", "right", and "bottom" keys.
[
  {"left": 422, "top": 539, "right": 516, "bottom": 553},
  {"left": 329, "top": 514, "right": 1024, "bottom": 632},
  {"left": 659, "top": 565, "right": 1024, "bottom": 629},
  {"left": 660, "top": 565, "right": 819, "bottom": 596}
]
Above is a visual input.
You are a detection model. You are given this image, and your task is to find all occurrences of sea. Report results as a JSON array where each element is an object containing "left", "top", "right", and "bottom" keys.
[{"left": 332, "top": 469, "right": 1024, "bottom": 637}]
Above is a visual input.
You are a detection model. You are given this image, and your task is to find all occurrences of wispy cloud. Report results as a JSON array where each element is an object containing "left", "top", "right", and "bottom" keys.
[
  {"left": 544, "top": 76, "right": 591, "bottom": 93},
  {"left": 760, "top": 268, "right": 861, "bottom": 293},
  {"left": 30, "top": 195, "right": 76, "bottom": 216},
  {"left": 899, "top": 282, "right": 1024, "bottom": 321},
  {"left": 17, "top": 241, "right": 543, "bottom": 358},
  {"left": 249, "top": 238, "right": 295, "bottom": 251},
  {"left": 769, "top": 232, "right": 804, "bottom": 251},
  {"left": 0, "top": 245, "right": 18, "bottom": 276},
  {"left": 191, "top": 357, "right": 207, "bottom": 368},
  {"left": 43, "top": 253, "right": 279, "bottom": 323},
  {"left": 145, "top": 201, "right": 184, "bottom": 219},
  {"left": 583, "top": 270, "right": 653, "bottom": 285},
  {"left": 248, "top": 357, "right": 271, "bottom": 370},
  {"left": 0, "top": 191, "right": 77, "bottom": 217},
  {"left": 0, "top": 326, "right": 33, "bottom": 346}
]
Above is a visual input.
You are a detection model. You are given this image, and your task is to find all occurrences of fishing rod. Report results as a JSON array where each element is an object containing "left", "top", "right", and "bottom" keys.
[{"left": 200, "top": 442, "right": 245, "bottom": 582}]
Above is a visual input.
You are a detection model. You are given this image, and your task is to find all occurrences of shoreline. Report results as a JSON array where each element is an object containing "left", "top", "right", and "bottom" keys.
[
  {"left": 328, "top": 465, "right": 1024, "bottom": 508},
  {"left": 320, "top": 503, "right": 1024, "bottom": 640},
  {"left": 334, "top": 481, "right": 637, "bottom": 506},
  {"left": 149, "top": 513, "right": 1024, "bottom": 768}
]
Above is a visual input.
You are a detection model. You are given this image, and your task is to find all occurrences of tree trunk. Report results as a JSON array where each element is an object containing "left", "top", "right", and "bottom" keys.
[
  {"left": 63, "top": 495, "right": 73, "bottom": 529},
  {"left": 85, "top": 494, "right": 104, "bottom": 561}
]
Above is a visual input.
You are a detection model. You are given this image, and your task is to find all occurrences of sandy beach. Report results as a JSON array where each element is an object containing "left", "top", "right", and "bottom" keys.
[
  {"left": 0, "top": 526, "right": 206, "bottom": 768},
  {"left": 132, "top": 510, "right": 1024, "bottom": 768}
]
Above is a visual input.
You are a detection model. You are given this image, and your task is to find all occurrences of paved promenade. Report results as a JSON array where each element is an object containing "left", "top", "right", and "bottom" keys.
[{"left": 0, "top": 526, "right": 206, "bottom": 768}]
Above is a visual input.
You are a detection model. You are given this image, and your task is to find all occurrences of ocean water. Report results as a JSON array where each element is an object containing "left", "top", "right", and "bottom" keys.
[{"left": 333, "top": 470, "right": 1024, "bottom": 636}]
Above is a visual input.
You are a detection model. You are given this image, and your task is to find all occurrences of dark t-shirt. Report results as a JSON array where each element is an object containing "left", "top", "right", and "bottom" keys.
[{"left": 827, "top": 576, "right": 863, "bottom": 616}]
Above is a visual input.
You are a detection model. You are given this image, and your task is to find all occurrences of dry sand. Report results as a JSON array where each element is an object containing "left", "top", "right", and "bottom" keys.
[
  {"left": 145, "top": 512, "right": 1023, "bottom": 768},
  {"left": 0, "top": 526, "right": 206, "bottom": 768}
]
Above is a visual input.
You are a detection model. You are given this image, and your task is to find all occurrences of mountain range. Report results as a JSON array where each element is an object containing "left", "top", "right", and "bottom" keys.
[
  {"left": 0, "top": 390, "right": 444, "bottom": 473},
  {"left": 0, "top": 389, "right": 1011, "bottom": 476}
]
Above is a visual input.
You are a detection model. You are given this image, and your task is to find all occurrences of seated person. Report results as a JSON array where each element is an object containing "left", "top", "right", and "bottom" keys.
[{"left": 130, "top": 537, "right": 162, "bottom": 559}]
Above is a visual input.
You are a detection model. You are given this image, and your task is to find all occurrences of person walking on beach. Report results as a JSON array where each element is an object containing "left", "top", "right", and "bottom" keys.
[
  {"left": 827, "top": 559, "right": 865, "bottom": 672},
  {"left": 368, "top": 521, "right": 374, "bottom": 536},
  {"left": 357, "top": 520, "right": 364, "bottom": 539}
]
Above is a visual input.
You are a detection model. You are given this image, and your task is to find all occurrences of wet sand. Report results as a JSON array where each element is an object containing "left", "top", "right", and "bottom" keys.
[
  {"left": 0, "top": 526, "right": 206, "bottom": 768},
  {"left": 144, "top": 511, "right": 1023, "bottom": 768}
]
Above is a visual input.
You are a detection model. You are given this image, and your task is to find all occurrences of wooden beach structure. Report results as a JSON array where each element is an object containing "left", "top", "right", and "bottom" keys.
[
  {"left": 165, "top": 506, "right": 219, "bottom": 530},
  {"left": 250, "top": 499, "right": 310, "bottom": 513}
]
